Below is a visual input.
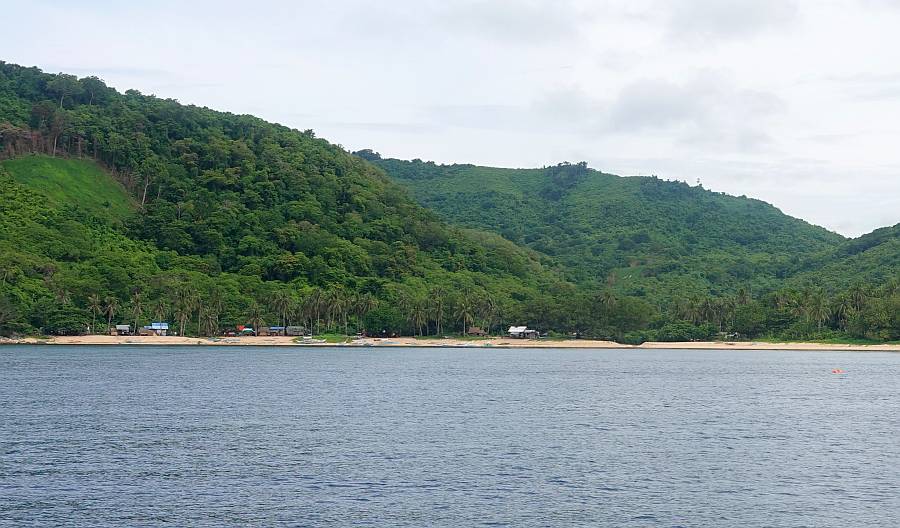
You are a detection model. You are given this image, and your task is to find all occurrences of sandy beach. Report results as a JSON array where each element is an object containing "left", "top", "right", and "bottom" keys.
[{"left": 2, "top": 335, "right": 898, "bottom": 351}]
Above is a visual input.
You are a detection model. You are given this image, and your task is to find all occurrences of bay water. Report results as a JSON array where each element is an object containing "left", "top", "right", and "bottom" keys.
[{"left": 1, "top": 346, "right": 898, "bottom": 526}]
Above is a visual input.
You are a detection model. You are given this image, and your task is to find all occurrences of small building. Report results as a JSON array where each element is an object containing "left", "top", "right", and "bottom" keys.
[
  {"left": 508, "top": 325, "right": 539, "bottom": 339},
  {"left": 285, "top": 325, "right": 306, "bottom": 337},
  {"left": 141, "top": 322, "right": 169, "bottom": 336},
  {"left": 109, "top": 324, "right": 131, "bottom": 336},
  {"left": 268, "top": 326, "right": 286, "bottom": 336},
  {"left": 468, "top": 326, "right": 487, "bottom": 337}
]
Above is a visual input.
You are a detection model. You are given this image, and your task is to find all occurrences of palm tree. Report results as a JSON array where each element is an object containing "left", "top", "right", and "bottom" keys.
[
  {"left": 429, "top": 286, "right": 446, "bottom": 336},
  {"left": 736, "top": 287, "right": 752, "bottom": 306},
  {"left": 247, "top": 301, "right": 263, "bottom": 335},
  {"left": 806, "top": 291, "right": 831, "bottom": 332},
  {"left": 54, "top": 286, "right": 71, "bottom": 305},
  {"left": 598, "top": 290, "right": 617, "bottom": 310},
  {"left": 353, "top": 293, "right": 377, "bottom": 334},
  {"left": 87, "top": 293, "right": 102, "bottom": 334},
  {"left": 130, "top": 291, "right": 143, "bottom": 334},
  {"left": 402, "top": 294, "right": 427, "bottom": 336},
  {"left": 454, "top": 288, "right": 476, "bottom": 335},
  {"left": 478, "top": 294, "right": 499, "bottom": 335},
  {"left": 174, "top": 287, "right": 196, "bottom": 337},
  {"left": 848, "top": 284, "right": 868, "bottom": 312},
  {"left": 152, "top": 299, "right": 168, "bottom": 323},
  {"left": 103, "top": 296, "right": 119, "bottom": 330},
  {"left": 307, "top": 288, "right": 323, "bottom": 335},
  {"left": 270, "top": 289, "right": 292, "bottom": 329},
  {"left": 205, "top": 288, "right": 224, "bottom": 336},
  {"left": 326, "top": 288, "right": 349, "bottom": 334}
]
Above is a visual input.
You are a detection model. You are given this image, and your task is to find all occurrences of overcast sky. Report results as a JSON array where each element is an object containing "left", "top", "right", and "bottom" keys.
[{"left": 6, "top": 0, "right": 900, "bottom": 236}]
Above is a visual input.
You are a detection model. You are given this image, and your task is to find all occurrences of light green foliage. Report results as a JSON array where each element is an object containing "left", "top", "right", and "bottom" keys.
[
  {"left": 2, "top": 156, "right": 134, "bottom": 223},
  {"left": 0, "top": 62, "right": 896, "bottom": 342},
  {"left": 363, "top": 153, "right": 899, "bottom": 342},
  {"left": 368, "top": 156, "right": 843, "bottom": 298}
]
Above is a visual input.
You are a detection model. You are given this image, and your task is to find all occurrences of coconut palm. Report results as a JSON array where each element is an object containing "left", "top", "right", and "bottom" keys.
[
  {"left": 87, "top": 293, "right": 102, "bottom": 333},
  {"left": 429, "top": 286, "right": 446, "bottom": 336},
  {"left": 806, "top": 291, "right": 831, "bottom": 332},
  {"left": 174, "top": 287, "right": 196, "bottom": 337},
  {"left": 848, "top": 284, "right": 868, "bottom": 312},
  {"left": 306, "top": 287, "right": 324, "bottom": 335},
  {"left": 353, "top": 293, "right": 377, "bottom": 334},
  {"left": 130, "top": 291, "right": 143, "bottom": 334},
  {"left": 478, "top": 294, "right": 499, "bottom": 335},
  {"left": 247, "top": 301, "right": 264, "bottom": 335},
  {"left": 269, "top": 289, "right": 292, "bottom": 329},
  {"left": 152, "top": 298, "right": 168, "bottom": 323},
  {"left": 402, "top": 294, "right": 428, "bottom": 336},
  {"left": 454, "top": 288, "right": 476, "bottom": 335},
  {"left": 205, "top": 288, "right": 224, "bottom": 336},
  {"left": 103, "top": 296, "right": 119, "bottom": 329}
]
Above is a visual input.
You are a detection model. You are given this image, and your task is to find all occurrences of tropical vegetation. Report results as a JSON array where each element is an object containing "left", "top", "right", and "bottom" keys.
[{"left": 0, "top": 61, "right": 897, "bottom": 343}]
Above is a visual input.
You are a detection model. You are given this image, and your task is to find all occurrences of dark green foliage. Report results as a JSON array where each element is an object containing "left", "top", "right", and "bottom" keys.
[
  {"left": 366, "top": 156, "right": 899, "bottom": 342},
  {"left": 0, "top": 61, "right": 896, "bottom": 342},
  {"left": 367, "top": 157, "right": 844, "bottom": 297},
  {"left": 0, "top": 62, "right": 578, "bottom": 338}
]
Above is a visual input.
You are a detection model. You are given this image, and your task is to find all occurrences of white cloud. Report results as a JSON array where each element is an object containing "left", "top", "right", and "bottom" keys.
[{"left": 663, "top": 0, "right": 799, "bottom": 44}]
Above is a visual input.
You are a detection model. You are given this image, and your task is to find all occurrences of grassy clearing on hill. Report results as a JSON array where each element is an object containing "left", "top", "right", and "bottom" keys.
[{"left": 1, "top": 156, "right": 134, "bottom": 224}]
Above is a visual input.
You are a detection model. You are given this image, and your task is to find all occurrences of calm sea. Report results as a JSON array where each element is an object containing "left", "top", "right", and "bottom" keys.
[{"left": 1, "top": 346, "right": 898, "bottom": 526}]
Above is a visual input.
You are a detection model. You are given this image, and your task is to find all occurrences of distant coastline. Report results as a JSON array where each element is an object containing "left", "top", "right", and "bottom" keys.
[{"left": 2, "top": 335, "right": 898, "bottom": 352}]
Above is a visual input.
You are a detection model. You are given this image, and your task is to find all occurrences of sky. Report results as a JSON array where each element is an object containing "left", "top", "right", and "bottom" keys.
[{"left": 5, "top": 0, "right": 900, "bottom": 236}]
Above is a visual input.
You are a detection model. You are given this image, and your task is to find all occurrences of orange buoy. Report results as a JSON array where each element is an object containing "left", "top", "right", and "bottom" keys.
[{"left": 831, "top": 368, "right": 846, "bottom": 374}]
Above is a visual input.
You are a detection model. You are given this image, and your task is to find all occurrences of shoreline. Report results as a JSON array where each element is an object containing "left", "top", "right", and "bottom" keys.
[{"left": 1, "top": 335, "right": 898, "bottom": 351}]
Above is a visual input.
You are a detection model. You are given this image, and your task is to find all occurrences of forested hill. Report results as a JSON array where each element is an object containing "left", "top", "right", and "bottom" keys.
[
  {"left": 0, "top": 61, "right": 896, "bottom": 343},
  {"left": 0, "top": 61, "right": 572, "bottom": 337},
  {"left": 362, "top": 154, "right": 844, "bottom": 295},
  {"left": 788, "top": 223, "right": 900, "bottom": 290}
]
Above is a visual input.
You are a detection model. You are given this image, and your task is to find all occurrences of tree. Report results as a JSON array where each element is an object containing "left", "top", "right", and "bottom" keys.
[
  {"left": 806, "top": 291, "right": 831, "bottom": 332},
  {"left": 204, "top": 287, "right": 224, "bottom": 336},
  {"left": 130, "top": 291, "right": 143, "bottom": 334},
  {"left": 269, "top": 289, "right": 292, "bottom": 329},
  {"left": 0, "top": 296, "right": 24, "bottom": 336},
  {"left": 174, "top": 286, "right": 196, "bottom": 337},
  {"left": 247, "top": 301, "right": 264, "bottom": 335},
  {"left": 46, "top": 73, "right": 82, "bottom": 109},
  {"left": 429, "top": 286, "right": 446, "bottom": 336},
  {"left": 103, "top": 296, "right": 119, "bottom": 329},
  {"left": 80, "top": 76, "right": 108, "bottom": 106},
  {"left": 87, "top": 293, "right": 102, "bottom": 334},
  {"left": 152, "top": 299, "right": 168, "bottom": 323},
  {"left": 454, "top": 288, "right": 476, "bottom": 335}
]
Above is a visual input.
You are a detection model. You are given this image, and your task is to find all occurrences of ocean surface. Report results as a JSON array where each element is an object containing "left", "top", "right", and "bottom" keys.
[{"left": 1, "top": 346, "right": 898, "bottom": 527}]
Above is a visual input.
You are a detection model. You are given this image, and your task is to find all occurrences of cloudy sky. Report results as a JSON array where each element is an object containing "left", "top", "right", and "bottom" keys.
[{"left": 6, "top": 0, "right": 900, "bottom": 236}]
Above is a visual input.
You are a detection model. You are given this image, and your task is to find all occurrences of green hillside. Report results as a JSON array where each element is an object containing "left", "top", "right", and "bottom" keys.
[
  {"left": 364, "top": 155, "right": 843, "bottom": 297},
  {"left": 0, "top": 61, "right": 896, "bottom": 343},
  {"left": 2, "top": 156, "right": 134, "bottom": 223},
  {"left": 790, "top": 224, "right": 900, "bottom": 289},
  {"left": 0, "top": 62, "right": 583, "bottom": 338},
  {"left": 364, "top": 154, "right": 898, "bottom": 341}
]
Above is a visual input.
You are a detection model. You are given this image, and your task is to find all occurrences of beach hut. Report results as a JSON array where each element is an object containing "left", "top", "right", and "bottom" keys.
[
  {"left": 141, "top": 322, "right": 169, "bottom": 336},
  {"left": 468, "top": 326, "right": 487, "bottom": 337},
  {"left": 508, "top": 326, "right": 538, "bottom": 339},
  {"left": 109, "top": 324, "right": 131, "bottom": 336},
  {"left": 285, "top": 325, "right": 306, "bottom": 337}
]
